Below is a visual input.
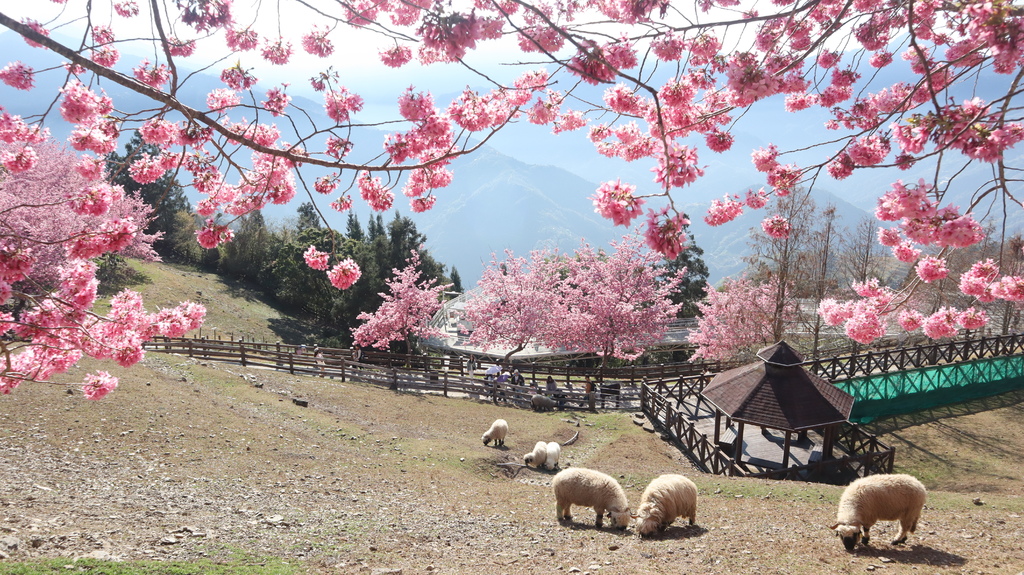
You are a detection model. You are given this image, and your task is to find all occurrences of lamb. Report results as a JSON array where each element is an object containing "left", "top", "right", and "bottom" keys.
[
  {"left": 481, "top": 419, "right": 508, "bottom": 447},
  {"left": 544, "top": 441, "right": 561, "bottom": 470},
  {"left": 530, "top": 394, "right": 556, "bottom": 412},
  {"left": 552, "top": 467, "right": 631, "bottom": 529},
  {"left": 632, "top": 474, "right": 698, "bottom": 538},
  {"left": 523, "top": 441, "right": 548, "bottom": 467},
  {"left": 831, "top": 473, "right": 927, "bottom": 551}
]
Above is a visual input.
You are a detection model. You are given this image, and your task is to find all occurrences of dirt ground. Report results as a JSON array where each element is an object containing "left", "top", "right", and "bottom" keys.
[{"left": 1, "top": 353, "right": 1023, "bottom": 575}]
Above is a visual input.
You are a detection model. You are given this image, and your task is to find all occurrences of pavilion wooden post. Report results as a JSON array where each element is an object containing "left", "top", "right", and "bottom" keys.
[
  {"left": 713, "top": 410, "right": 722, "bottom": 446},
  {"left": 733, "top": 421, "right": 745, "bottom": 462},
  {"left": 823, "top": 425, "right": 836, "bottom": 459},
  {"left": 781, "top": 431, "right": 792, "bottom": 468}
]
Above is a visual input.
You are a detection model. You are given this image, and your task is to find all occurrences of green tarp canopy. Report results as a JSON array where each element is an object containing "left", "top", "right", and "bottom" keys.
[{"left": 835, "top": 354, "right": 1024, "bottom": 423}]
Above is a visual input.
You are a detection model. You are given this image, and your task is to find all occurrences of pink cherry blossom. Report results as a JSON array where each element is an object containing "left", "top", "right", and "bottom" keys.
[
  {"left": 380, "top": 45, "right": 413, "bottom": 68},
  {"left": 328, "top": 259, "right": 361, "bottom": 290},
  {"left": 303, "top": 246, "right": 330, "bottom": 270},
  {"left": 0, "top": 62, "right": 34, "bottom": 90},
  {"left": 81, "top": 371, "right": 118, "bottom": 400},
  {"left": 922, "top": 308, "right": 959, "bottom": 339},
  {"left": 226, "top": 28, "right": 260, "bottom": 51},
  {"left": 958, "top": 307, "right": 988, "bottom": 330},
  {"left": 330, "top": 195, "right": 353, "bottom": 212},
  {"left": 60, "top": 81, "right": 113, "bottom": 124},
  {"left": 643, "top": 207, "right": 688, "bottom": 260},
  {"left": 195, "top": 219, "right": 234, "bottom": 249},
  {"left": 113, "top": 1, "right": 139, "bottom": 17},
  {"left": 207, "top": 89, "right": 241, "bottom": 111},
  {"left": 705, "top": 195, "right": 744, "bottom": 226},
  {"left": 221, "top": 65, "right": 258, "bottom": 90},
  {"left": 262, "top": 87, "right": 291, "bottom": 116},
  {"left": 915, "top": 256, "right": 948, "bottom": 282},
  {"left": 302, "top": 26, "right": 334, "bottom": 57},
  {"left": 897, "top": 309, "right": 925, "bottom": 331},
  {"left": 167, "top": 38, "right": 197, "bottom": 57},
  {"left": 324, "top": 88, "right": 364, "bottom": 123},
  {"left": 761, "top": 215, "right": 791, "bottom": 239},
  {"left": 132, "top": 60, "right": 170, "bottom": 89},
  {"left": 262, "top": 38, "right": 294, "bottom": 65},
  {"left": 591, "top": 180, "right": 645, "bottom": 226}
]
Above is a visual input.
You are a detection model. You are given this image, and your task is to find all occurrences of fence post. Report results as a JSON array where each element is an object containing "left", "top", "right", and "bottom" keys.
[
  {"left": 239, "top": 341, "right": 247, "bottom": 367},
  {"left": 390, "top": 368, "right": 398, "bottom": 390},
  {"left": 443, "top": 369, "right": 449, "bottom": 398},
  {"left": 187, "top": 339, "right": 194, "bottom": 358}
]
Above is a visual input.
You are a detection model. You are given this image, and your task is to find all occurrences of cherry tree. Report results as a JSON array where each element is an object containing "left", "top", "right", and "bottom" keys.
[
  {"left": 689, "top": 276, "right": 795, "bottom": 362},
  {"left": 540, "top": 235, "right": 682, "bottom": 369},
  {"left": 1, "top": 0, "right": 1024, "bottom": 378},
  {"left": 1, "top": 140, "right": 204, "bottom": 397},
  {"left": 351, "top": 250, "right": 452, "bottom": 353},
  {"left": 464, "top": 250, "right": 554, "bottom": 365}
]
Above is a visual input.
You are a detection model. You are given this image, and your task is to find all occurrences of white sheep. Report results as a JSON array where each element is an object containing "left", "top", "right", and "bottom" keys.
[
  {"left": 481, "top": 419, "right": 508, "bottom": 447},
  {"left": 552, "top": 467, "right": 631, "bottom": 529},
  {"left": 523, "top": 441, "right": 548, "bottom": 467},
  {"left": 632, "top": 474, "right": 698, "bottom": 538},
  {"left": 831, "top": 473, "right": 927, "bottom": 550},
  {"left": 544, "top": 441, "right": 561, "bottom": 470}
]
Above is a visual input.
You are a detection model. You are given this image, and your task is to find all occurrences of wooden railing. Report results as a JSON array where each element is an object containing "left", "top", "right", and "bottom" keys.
[
  {"left": 639, "top": 378, "right": 895, "bottom": 482},
  {"left": 805, "top": 332, "right": 1024, "bottom": 381},
  {"left": 144, "top": 336, "right": 643, "bottom": 409},
  {"left": 144, "top": 336, "right": 731, "bottom": 389}
]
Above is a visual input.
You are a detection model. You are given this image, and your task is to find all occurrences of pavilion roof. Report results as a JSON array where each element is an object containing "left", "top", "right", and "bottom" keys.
[{"left": 701, "top": 341, "right": 854, "bottom": 432}]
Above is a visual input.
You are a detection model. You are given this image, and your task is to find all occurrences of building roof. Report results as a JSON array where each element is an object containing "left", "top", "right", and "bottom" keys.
[{"left": 701, "top": 341, "right": 855, "bottom": 431}]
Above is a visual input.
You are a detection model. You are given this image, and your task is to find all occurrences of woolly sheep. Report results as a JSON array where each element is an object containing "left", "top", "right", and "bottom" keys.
[
  {"left": 552, "top": 467, "right": 631, "bottom": 529},
  {"left": 481, "top": 419, "right": 508, "bottom": 447},
  {"left": 523, "top": 441, "right": 548, "bottom": 467},
  {"left": 831, "top": 473, "right": 927, "bottom": 551},
  {"left": 544, "top": 441, "right": 561, "bottom": 470},
  {"left": 632, "top": 474, "right": 698, "bottom": 538},
  {"left": 531, "top": 394, "right": 556, "bottom": 412}
]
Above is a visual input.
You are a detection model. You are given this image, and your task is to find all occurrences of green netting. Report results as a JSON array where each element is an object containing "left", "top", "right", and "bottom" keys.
[{"left": 835, "top": 354, "right": 1024, "bottom": 423}]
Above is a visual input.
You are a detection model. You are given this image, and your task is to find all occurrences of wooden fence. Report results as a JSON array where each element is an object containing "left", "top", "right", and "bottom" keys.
[
  {"left": 144, "top": 336, "right": 642, "bottom": 410},
  {"left": 144, "top": 336, "right": 727, "bottom": 389},
  {"left": 805, "top": 332, "right": 1024, "bottom": 382}
]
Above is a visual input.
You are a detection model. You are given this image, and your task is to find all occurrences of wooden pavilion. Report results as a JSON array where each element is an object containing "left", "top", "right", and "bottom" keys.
[{"left": 701, "top": 341, "right": 855, "bottom": 471}]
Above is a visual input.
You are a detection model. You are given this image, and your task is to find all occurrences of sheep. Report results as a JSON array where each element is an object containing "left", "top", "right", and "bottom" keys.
[
  {"left": 544, "top": 441, "right": 561, "bottom": 470},
  {"left": 552, "top": 467, "right": 631, "bottom": 529},
  {"left": 632, "top": 474, "right": 698, "bottom": 538},
  {"left": 481, "top": 419, "right": 508, "bottom": 447},
  {"left": 530, "top": 394, "right": 556, "bottom": 412},
  {"left": 523, "top": 441, "right": 548, "bottom": 467},
  {"left": 831, "top": 473, "right": 927, "bottom": 551}
]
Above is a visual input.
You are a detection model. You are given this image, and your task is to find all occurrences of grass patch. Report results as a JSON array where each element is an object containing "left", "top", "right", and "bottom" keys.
[{"left": 0, "top": 558, "right": 301, "bottom": 575}]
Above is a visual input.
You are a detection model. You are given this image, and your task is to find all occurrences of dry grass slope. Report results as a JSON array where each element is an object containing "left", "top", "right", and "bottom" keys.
[{"left": 1, "top": 262, "right": 1023, "bottom": 575}]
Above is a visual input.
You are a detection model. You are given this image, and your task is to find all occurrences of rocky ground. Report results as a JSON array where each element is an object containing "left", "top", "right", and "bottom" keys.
[{"left": 1, "top": 353, "right": 1023, "bottom": 575}]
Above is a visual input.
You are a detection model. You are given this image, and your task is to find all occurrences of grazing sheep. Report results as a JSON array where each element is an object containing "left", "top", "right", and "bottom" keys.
[
  {"left": 632, "top": 474, "right": 698, "bottom": 538},
  {"left": 831, "top": 473, "right": 927, "bottom": 551},
  {"left": 523, "top": 441, "right": 548, "bottom": 467},
  {"left": 552, "top": 467, "right": 631, "bottom": 529},
  {"left": 481, "top": 419, "right": 508, "bottom": 447},
  {"left": 531, "top": 394, "right": 556, "bottom": 412},
  {"left": 544, "top": 441, "right": 561, "bottom": 470}
]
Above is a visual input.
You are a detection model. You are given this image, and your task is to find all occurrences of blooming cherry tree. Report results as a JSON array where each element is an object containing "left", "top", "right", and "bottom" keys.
[
  {"left": 1, "top": 0, "right": 1024, "bottom": 365},
  {"left": 689, "top": 276, "right": 796, "bottom": 361},
  {"left": 464, "top": 250, "right": 555, "bottom": 365},
  {"left": 539, "top": 235, "right": 683, "bottom": 368},
  {"left": 351, "top": 251, "right": 452, "bottom": 353},
  {"left": 1, "top": 141, "right": 205, "bottom": 396}
]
